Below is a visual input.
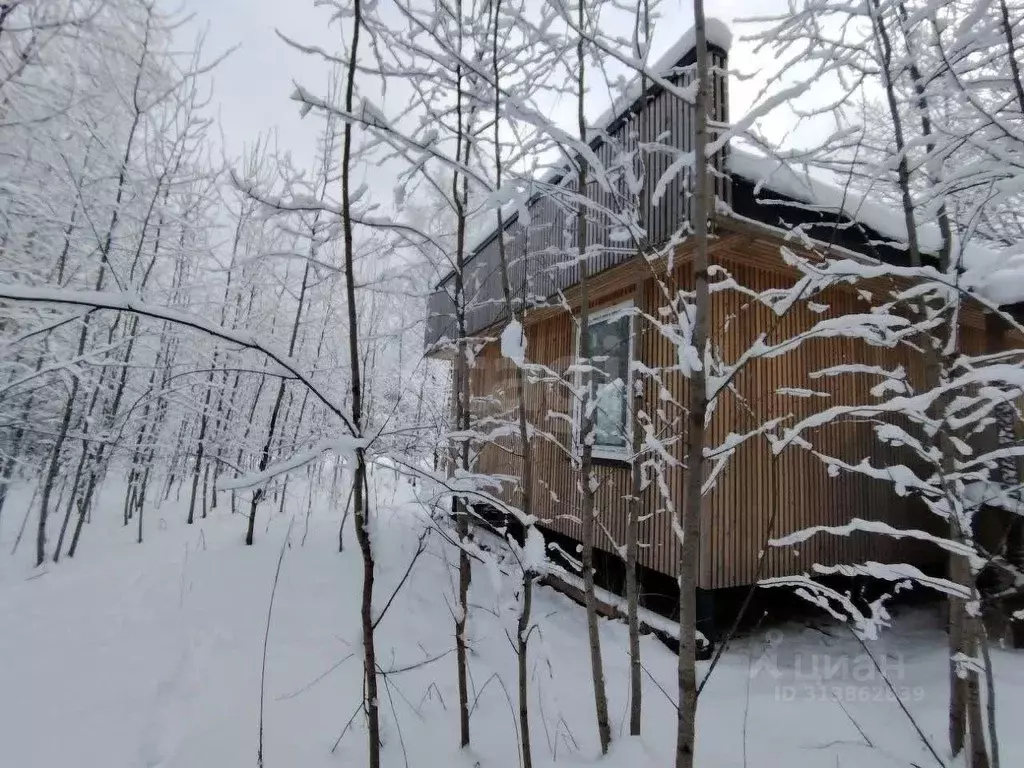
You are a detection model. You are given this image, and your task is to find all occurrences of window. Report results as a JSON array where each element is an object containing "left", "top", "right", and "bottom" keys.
[{"left": 576, "top": 301, "right": 633, "bottom": 460}]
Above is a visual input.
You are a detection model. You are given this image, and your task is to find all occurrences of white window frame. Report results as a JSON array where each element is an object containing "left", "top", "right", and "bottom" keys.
[{"left": 573, "top": 299, "right": 635, "bottom": 462}]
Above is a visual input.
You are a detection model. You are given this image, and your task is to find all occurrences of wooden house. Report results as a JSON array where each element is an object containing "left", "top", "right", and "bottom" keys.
[{"left": 423, "top": 21, "right": 1021, "bottom": 626}]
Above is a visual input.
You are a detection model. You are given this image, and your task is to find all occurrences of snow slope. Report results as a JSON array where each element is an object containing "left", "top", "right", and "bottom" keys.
[{"left": 1, "top": 473, "right": 1022, "bottom": 767}]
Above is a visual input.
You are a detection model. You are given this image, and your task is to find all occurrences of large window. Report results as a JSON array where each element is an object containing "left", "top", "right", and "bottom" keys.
[{"left": 577, "top": 301, "right": 633, "bottom": 459}]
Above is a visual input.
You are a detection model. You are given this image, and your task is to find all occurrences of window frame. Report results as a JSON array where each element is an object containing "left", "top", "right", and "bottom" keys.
[{"left": 573, "top": 299, "right": 635, "bottom": 463}]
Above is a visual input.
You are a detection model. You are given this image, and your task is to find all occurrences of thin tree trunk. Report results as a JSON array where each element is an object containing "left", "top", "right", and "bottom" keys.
[
  {"left": 138, "top": 362, "right": 173, "bottom": 529},
  {"left": 67, "top": 495, "right": 87, "bottom": 558},
  {"left": 517, "top": 573, "right": 533, "bottom": 767},
  {"left": 124, "top": 357, "right": 164, "bottom": 531},
  {"left": 276, "top": 474, "right": 289, "bottom": 518},
  {"left": 246, "top": 381, "right": 288, "bottom": 544},
  {"left": 37, "top": 357, "right": 82, "bottom": 566},
  {"left": 68, "top": 466, "right": 100, "bottom": 558},
  {"left": 575, "top": 4, "right": 611, "bottom": 753},
  {"left": 162, "top": 422, "right": 189, "bottom": 503},
  {"left": 492, "top": 4, "right": 534, "bottom": 762},
  {"left": 676, "top": 3, "right": 711, "bottom": 766},
  {"left": 450, "top": 3, "right": 473, "bottom": 746},
  {"left": 53, "top": 21, "right": 157, "bottom": 561},
  {"left": 281, "top": 316, "right": 327, "bottom": 523},
  {"left": 966, "top": 640, "right": 990, "bottom": 768},
  {"left": 124, "top": 476, "right": 137, "bottom": 526},
  {"left": 0, "top": 384, "right": 37, "bottom": 527},
  {"left": 202, "top": 462, "right": 211, "bottom": 519},
  {"left": 35, "top": 200, "right": 94, "bottom": 563},
  {"left": 188, "top": 354, "right": 221, "bottom": 523},
  {"left": 979, "top": 623, "right": 1002, "bottom": 768},
  {"left": 626, "top": 297, "right": 643, "bottom": 736},
  {"left": 137, "top": 463, "right": 152, "bottom": 519},
  {"left": 11, "top": 480, "right": 40, "bottom": 555},
  {"left": 246, "top": 262, "right": 312, "bottom": 544},
  {"left": 188, "top": 414, "right": 207, "bottom": 525},
  {"left": 339, "top": 3, "right": 379, "bottom": 765},
  {"left": 627, "top": 0, "right": 651, "bottom": 737},
  {"left": 137, "top": 477, "right": 145, "bottom": 544},
  {"left": 71, "top": 307, "right": 153, "bottom": 547},
  {"left": 53, "top": 457, "right": 83, "bottom": 563},
  {"left": 8, "top": 169, "right": 86, "bottom": 540}
]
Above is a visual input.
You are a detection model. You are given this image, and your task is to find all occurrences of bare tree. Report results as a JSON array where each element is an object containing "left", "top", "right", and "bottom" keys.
[
  {"left": 570, "top": 0, "right": 611, "bottom": 754},
  {"left": 338, "top": 1, "right": 380, "bottom": 763},
  {"left": 675, "top": 2, "right": 710, "bottom": 766},
  {"left": 490, "top": 2, "right": 539, "bottom": 764}
]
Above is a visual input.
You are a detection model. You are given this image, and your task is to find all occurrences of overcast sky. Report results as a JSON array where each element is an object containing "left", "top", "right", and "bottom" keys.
[
  {"left": 182, "top": 0, "right": 794, "bottom": 168},
  {"left": 182, "top": 0, "right": 335, "bottom": 162}
]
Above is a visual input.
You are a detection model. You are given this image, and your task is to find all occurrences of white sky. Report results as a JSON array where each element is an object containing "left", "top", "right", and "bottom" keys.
[
  {"left": 183, "top": 0, "right": 799, "bottom": 168},
  {"left": 182, "top": 0, "right": 336, "bottom": 162}
]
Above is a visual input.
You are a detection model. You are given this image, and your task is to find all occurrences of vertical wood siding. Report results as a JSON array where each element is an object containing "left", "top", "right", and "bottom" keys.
[
  {"left": 425, "top": 48, "right": 730, "bottom": 349},
  {"left": 468, "top": 234, "right": 990, "bottom": 588}
]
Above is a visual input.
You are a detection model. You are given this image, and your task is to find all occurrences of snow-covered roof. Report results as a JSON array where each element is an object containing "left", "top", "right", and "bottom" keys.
[
  {"left": 967, "top": 251, "right": 1024, "bottom": 307},
  {"left": 728, "top": 148, "right": 1024, "bottom": 307},
  {"left": 452, "top": 18, "right": 1024, "bottom": 308}
]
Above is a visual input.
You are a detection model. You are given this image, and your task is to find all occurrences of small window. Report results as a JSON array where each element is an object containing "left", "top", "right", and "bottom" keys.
[{"left": 576, "top": 301, "right": 633, "bottom": 459}]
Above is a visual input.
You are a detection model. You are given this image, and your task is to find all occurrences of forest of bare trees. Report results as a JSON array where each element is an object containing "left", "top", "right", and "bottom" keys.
[{"left": 2, "top": 1, "right": 1024, "bottom": 767}]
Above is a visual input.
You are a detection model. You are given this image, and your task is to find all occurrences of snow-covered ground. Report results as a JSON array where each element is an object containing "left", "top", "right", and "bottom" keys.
[{"left": 1, "top": 472, "right": 1022, "bottom": 768}]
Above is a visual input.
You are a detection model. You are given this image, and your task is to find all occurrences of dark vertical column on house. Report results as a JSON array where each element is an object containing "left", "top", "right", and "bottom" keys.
[
  {"left": 982, "top": 310, "right": 1023, "bottom": 565},
  {"left": 711, "top": 48, "right": 731, "bottom": 212},
  {"left": 663, "top": 43, "right": 730, "bottom": 240},
  {"left": 695, "top": 44, "right": 729, "bottom": 593},
  {"left": 977, "top": 308, "right": 1024, "bottom": 647}
]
